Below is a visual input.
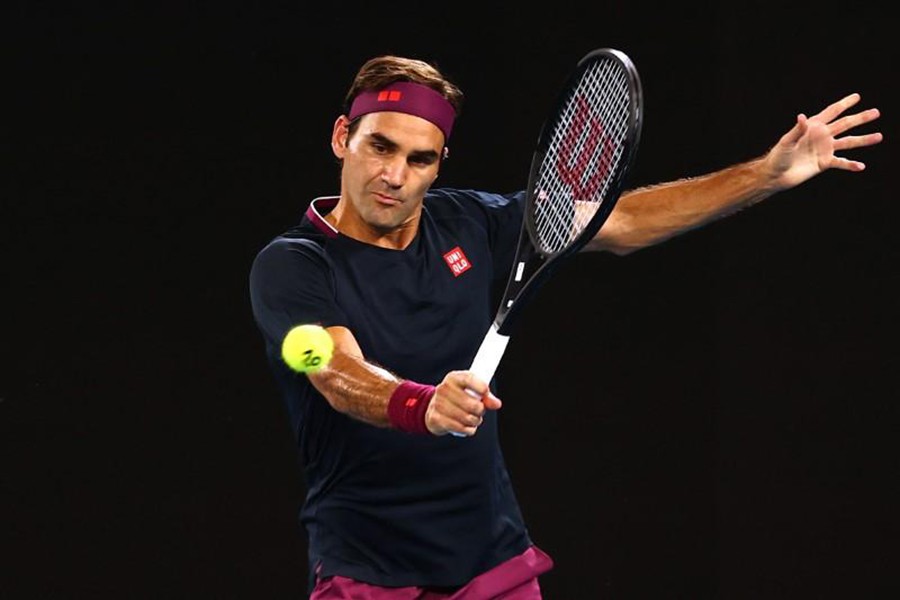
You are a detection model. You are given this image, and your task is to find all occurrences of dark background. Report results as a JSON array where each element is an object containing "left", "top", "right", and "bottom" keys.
[{"left": 4, "top": 2, "right": 897, "bottom": 598}]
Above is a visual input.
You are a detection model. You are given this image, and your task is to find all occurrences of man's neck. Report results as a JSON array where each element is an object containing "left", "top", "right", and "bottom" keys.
[{"left": 326, "top": 200, "right": 419, "bottom": 250}]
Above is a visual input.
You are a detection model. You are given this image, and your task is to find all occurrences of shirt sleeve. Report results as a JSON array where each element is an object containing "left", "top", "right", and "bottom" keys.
[
  {"left": 482, "top": 190, "right": 526, "bottom": 277},
  {"left": 248, "top": 236, "right": 346, "bottom": 350}
]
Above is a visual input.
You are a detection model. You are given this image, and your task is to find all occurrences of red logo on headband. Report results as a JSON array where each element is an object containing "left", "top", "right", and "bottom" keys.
[
  {"left": 377, "top": 90, "right": 403, "bottom": 102},
  {"left": 348, "top": 82, "right": 455, "bottom": 141}
]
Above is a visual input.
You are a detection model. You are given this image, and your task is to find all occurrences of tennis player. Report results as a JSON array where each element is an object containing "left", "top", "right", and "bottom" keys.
[{"left": 248, "top": 55, "right": 881, "bottom": 599}]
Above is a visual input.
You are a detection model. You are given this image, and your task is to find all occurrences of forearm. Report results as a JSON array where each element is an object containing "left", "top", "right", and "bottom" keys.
[
  {"left": 307, "top": 345, "right": 496, "bottom": 437},
  {"left": 589, "top": 156, "right": 779, "bottom": 255},
  {"left": 308, "top": 349, "right": 401, "bottom": 428}
]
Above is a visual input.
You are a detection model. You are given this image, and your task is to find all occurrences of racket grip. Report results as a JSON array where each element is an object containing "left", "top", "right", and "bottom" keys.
[
  {"left": 450, "top": 325, "right": 510, "bottom": 438},
  {"left": 469, "top": 324, "right": 510, "bottom": 385}
]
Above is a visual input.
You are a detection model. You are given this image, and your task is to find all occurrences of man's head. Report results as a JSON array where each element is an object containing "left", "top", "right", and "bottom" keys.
[{"left": 329, "top": 56, "right": 464, "bottom": 241}]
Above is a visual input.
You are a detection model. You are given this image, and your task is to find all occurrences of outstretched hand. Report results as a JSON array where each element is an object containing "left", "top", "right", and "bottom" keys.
[{"left": 766, "top": 93, "right": 882, "bottom": 191}]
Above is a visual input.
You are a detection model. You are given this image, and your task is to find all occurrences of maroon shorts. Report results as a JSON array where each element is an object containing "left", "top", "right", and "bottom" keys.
[{"left": 310, "top": 545, "right": 554, "bottom": 599}]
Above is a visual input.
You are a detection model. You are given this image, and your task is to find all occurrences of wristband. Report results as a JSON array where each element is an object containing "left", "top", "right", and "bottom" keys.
[{"left": 388, "top": 381, "right": 436, "bottom": 435}]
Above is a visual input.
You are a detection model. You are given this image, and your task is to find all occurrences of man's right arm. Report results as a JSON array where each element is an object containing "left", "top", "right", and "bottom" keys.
[
  {"left": 307, "top": 325, "right": 399, "bottom": 428},
  {"left": 309, "top": 326, "right": 501, "bottom": 436}
]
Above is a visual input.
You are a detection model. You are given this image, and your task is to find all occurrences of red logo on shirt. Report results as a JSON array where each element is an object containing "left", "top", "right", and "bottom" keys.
[{"left": 443, "top": 246, "right": 471, "bottom": 277}]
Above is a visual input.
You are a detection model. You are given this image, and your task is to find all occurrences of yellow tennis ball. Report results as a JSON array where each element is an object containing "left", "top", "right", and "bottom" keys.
[{"left": 281, "top": 324, "right": 334, "bottom": 373}]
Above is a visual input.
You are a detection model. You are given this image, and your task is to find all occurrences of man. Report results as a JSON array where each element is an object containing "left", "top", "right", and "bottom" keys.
[{"left": 249, "top": 55, "right": 882, "bottom": 598}]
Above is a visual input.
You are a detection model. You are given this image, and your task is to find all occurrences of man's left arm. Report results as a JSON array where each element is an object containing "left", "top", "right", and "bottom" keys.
[{"left": 587, "top": 92, "right": 882, "bottom": 256}]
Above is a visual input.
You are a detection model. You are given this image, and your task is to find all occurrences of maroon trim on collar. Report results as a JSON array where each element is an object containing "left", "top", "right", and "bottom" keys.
[{"left": 305, "top": 197, "right": 339, "bottom": 238}]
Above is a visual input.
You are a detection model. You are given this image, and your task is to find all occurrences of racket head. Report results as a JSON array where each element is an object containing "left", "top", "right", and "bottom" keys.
[
  {"left": 525, "top": 48, "right": 643, "bottom": 259},
  {"left": 494, "top": 48, "right": 643, "bottom": 334}
]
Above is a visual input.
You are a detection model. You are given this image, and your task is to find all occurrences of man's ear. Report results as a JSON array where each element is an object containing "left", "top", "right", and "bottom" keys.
[{"left": 331, "top": 115, "right": 350, "bottom": 158}]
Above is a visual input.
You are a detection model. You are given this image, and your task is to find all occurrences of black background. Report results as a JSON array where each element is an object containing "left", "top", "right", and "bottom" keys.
[{"left": 4, "top": 2, "right": 898, "bottom": 598}]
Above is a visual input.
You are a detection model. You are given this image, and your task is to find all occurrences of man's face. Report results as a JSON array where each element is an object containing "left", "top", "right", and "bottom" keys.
[{"left": 334, "top": 111, "right": 444, "bottom": 235}]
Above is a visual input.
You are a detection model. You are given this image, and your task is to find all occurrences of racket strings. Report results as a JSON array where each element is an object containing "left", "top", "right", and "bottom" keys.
[{"left": 533, "top": 58, "right": 632, "bottom": 254}]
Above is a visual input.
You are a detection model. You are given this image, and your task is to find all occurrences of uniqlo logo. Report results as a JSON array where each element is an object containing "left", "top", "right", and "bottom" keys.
[
  {"left": 377, "top": 90, "right": 402, "bottom": 102},
  {"left": 443, "top": 246, "right": 471, "bottom": 277}
]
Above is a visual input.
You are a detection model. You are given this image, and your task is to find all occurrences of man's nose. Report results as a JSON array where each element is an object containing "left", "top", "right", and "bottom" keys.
[{"left": 381, "top": 157, "right": 407, "bottom": 187}]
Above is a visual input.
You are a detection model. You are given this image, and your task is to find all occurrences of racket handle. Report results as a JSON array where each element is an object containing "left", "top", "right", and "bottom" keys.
[
  {"left": 450, "top": 324, "right": 509, "bottom": 437},
  {"left": 469, "top": 323, "right": 510, "bottom": 385},
  {"left": 450, "top": 325, "right": 510, "bottom": 438}
]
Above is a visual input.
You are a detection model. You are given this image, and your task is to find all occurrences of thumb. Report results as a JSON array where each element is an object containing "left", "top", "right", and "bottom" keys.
[{"left": 482, "top": 392, "right": 502, "bottom": 411}]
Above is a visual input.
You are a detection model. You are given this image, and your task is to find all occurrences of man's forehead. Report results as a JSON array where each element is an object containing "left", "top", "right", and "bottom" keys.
[{"left": 358, "top": 112, "right": 444, "bottom": 152}]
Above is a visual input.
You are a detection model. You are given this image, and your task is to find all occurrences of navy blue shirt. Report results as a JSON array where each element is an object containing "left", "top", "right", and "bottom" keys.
[{"left": 249, "top": 188, "right": 532, "bottom": 588}]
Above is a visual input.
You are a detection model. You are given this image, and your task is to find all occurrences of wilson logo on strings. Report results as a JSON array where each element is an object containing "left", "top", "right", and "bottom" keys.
[{"left": 556, "top": 95, "right": 615, "bottom": 200}]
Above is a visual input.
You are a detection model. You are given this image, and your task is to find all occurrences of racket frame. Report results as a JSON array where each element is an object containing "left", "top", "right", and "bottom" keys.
[{"left": 492, "top": 47, "right": 644, "bottom": 337}]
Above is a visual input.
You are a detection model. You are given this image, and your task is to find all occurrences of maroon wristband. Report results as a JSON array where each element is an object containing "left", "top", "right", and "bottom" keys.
[{"left": 388, "top": 381, "right": 436, "bottom": 435}]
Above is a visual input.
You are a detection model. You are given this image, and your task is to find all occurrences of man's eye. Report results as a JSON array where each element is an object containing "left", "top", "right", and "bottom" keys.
[{"left": 409, "top": 156, "right": 434, "bottom": 167}]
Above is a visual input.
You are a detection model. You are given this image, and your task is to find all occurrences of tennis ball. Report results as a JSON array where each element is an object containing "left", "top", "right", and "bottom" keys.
[{"left": 281, "top": 324, "right": 334, "bottom": 373}]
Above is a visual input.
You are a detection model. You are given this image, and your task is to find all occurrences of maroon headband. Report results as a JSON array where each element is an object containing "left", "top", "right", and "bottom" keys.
[{"left": 347, "top": 81, "right": 455, "bottom": 142}]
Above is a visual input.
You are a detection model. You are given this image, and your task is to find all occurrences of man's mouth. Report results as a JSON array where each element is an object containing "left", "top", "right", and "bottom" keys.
[{"left": 373, "top": 192, "right": 400, "bottom": 205}]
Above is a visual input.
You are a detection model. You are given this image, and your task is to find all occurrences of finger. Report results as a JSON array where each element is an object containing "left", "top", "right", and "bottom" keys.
[
  {"left": 779, "top": 114, "right": 808, "bottom": 146},
  {"left": 461, "top": 413, "right": 485, "bottom": 435},
  {"left": 439, "top": 394, "right": 485, "bottom": 423},
  {"left": 462, "top": 372, "right": 491, "bottom": 397},
  {"left": 812, "top": 92, "right": 861, "bottom": 124},
  {"left": 429, "top": 405, "right": 480, "bottom": 437},
  {"left": 451, "top": 425, "right": 479, "bottom": 438},
  {"left": 443, "top": 412, "right": 483, "bottom": 437},
  {"left": 456, "top": 395, "right": 490, "bottom": 429},
  {"left": 828, "top": 107, "right": 881, "bottom": 137},
  {"left": 464, "top": 383, "right": 502, "bottom": 410},
  {"left": 829, "top": 156, "right": 867, "bottom": 172},
  {"left": 482, "top": 393, "right": 502, "bottom": 410},
  {"left": 833, "top": 131, "right": 884, "bottom": 152}
]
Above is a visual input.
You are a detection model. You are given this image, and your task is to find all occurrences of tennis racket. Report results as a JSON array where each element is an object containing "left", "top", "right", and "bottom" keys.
[{"left": 469, "top": 47, "right": 643, "bottom": 389}]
